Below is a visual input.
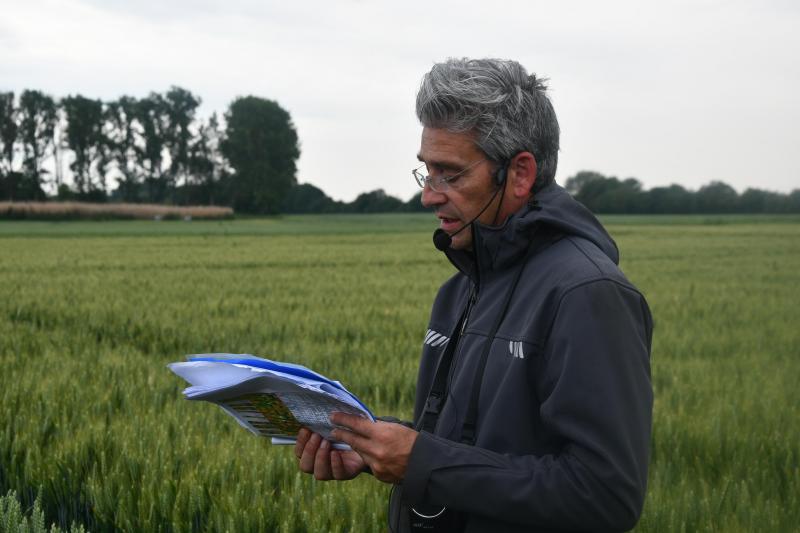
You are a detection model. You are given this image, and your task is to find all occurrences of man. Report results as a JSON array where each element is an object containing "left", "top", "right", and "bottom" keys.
[{"left": 295, "top": 58, "right": 653, "bottom": 532}]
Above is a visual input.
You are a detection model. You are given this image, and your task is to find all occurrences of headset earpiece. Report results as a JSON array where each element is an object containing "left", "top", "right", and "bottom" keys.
[{"left": 495, "top": 161, "right": 509, "bottom": 186}]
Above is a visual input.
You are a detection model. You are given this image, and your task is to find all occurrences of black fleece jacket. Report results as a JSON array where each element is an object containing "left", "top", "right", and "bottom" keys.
[{"left": 388, "top": 184, "right": 653, "bottom": 532}]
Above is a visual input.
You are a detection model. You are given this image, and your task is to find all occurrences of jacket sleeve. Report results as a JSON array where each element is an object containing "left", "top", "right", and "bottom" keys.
[{"left": 400, "top": 279, "right": 653, "bottom": 532}]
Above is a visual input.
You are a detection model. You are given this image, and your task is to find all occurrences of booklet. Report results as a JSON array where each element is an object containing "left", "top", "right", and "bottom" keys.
[{"left": 168, "top": 353, "right": 374, "bottom": 450}]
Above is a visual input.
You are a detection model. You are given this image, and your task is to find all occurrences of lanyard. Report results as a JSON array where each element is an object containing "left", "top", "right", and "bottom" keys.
[{"left": 416, "top": 286, "right": 473, "bottom": 436}]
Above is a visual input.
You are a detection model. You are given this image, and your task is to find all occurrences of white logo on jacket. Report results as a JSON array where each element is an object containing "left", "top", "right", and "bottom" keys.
[
  {"left": 424, "top": 329, "right": 450, "bottom": 348},
  {"left": 509, "top": 340, "right": 525, "bottom": 359}
]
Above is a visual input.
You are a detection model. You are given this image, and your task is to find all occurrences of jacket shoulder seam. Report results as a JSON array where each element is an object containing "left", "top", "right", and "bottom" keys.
[
  {"left": 542, "top": 277, "right": 643, "bottom": 350},
  {"left": 564, "top": 235, "right": 605, "bottom": 275}
]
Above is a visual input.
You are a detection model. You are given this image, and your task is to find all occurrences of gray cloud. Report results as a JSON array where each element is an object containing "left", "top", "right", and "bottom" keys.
[{"left": 2, "top": 0, "right": 797, "bottom": 200}]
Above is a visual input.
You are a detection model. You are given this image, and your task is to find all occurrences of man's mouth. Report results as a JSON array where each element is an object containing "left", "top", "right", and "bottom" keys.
[{"left": 438, "top": 215, "right": 461, "bottom": 232}]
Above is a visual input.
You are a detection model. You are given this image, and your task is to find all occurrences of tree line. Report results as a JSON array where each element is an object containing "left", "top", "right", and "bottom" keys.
[
  {"left": 281, "top": 173, "right": 800, "bottom": 215},
  {"left": 1, "top": 87, "right": 797, "bottom": 215},
  {"left": 564, "top": 171, "right": 800, "bottom": 214},
  {"left": 0, "top": 88, "right": 299, "bottom": 213},
  {"left": 0, "top": 86, "right": 425, "bottom": 215}
]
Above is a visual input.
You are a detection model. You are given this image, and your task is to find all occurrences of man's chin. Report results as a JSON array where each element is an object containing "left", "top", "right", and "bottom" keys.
[{"left": 448, "top": 232, "right": 473, "bottom": 251}]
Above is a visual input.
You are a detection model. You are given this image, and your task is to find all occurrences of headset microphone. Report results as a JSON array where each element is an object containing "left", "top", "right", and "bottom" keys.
[
  {"left": 430, "top": 161, "right": 509, "bottom": 252},
  {"left": 433, "top": 227, "right": 456, "bottom": 251}
]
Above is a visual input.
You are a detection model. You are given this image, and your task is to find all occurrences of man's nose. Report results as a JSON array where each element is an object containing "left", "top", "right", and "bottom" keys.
[{"left": 421, "top": 184, "right": 446, "bottom": 209}]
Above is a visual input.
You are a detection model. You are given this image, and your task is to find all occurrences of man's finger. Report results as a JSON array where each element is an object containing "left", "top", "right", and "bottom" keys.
[
  {"left": 313, "top": 439, "right": 333, "bottom": 480},
  {"left": 299, "top": 432, "right": 321, "bottom": 473},
  {"left": 331, "top": 428, "right": 372, "bottom": 457},
  {"left": 330, "top": 412, "right": 374, "bottom": 437},
  {"left": 294, "top": 428, "right": 311, "bottom": 459},
  {"left": 330, "top": 450, "right": 346, "bottom": 480}
]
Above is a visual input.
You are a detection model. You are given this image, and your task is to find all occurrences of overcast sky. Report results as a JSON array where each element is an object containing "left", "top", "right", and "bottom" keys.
[{"left": 2, "top": 0, "right": 798, "bottom": 201}]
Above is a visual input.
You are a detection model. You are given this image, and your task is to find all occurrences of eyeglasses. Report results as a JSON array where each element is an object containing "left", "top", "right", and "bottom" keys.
[{"left": 412, "top": 158, "right": 486, "bottom": 192}]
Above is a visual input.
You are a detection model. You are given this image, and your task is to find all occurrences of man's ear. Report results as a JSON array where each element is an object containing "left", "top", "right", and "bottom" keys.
[{"left": 508, "top": 152, "right": 537, "bottom": 199}]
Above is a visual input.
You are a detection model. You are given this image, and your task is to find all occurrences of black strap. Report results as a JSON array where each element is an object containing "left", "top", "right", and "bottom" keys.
[{"left": 417, "top": 287, "right": 475, "bottom": 434}]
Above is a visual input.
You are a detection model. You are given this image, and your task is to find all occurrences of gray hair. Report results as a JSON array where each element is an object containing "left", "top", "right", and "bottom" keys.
[{"left": 416, "top": 58, "right": 560, "bottom": 192}]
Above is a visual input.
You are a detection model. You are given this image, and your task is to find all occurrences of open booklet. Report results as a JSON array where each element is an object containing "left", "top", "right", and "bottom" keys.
[{"left": 168, "top": 353, "right": 374, "bottom": 450}]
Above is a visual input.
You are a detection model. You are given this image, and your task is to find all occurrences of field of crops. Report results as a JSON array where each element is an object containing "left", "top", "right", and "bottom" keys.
[{"left": 1, "top": 214, "right": 798, "bottom": 532}]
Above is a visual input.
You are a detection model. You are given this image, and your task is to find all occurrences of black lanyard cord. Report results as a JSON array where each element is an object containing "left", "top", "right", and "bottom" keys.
[{"left": 416, "top": 286, "right": 474, "bottom": 434}]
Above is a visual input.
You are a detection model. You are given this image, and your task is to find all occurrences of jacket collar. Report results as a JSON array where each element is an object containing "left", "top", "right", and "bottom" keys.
[
  {"left": 439, "top": 183, "right": 619, "bottom": 284},
  {"left": 442, "top": 200, "right": 543, "bottom": 284}
]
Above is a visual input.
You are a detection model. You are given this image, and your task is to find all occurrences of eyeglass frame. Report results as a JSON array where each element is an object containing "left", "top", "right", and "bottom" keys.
[{"left": 412, "top": 158, "right": 488, "bottom": 192}]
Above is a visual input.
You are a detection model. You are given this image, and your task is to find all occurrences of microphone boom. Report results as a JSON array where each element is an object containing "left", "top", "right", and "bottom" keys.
[{"left": 431, "top": 184, "right": 503, "bottom": 252}]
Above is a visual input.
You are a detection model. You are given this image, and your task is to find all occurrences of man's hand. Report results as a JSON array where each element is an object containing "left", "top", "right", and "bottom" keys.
[
  {"left": 295, "top": 428, "right": 366, "bottom": 480},
  {"left": 330, "top": 412, "right": 419, "bottom": 484}
]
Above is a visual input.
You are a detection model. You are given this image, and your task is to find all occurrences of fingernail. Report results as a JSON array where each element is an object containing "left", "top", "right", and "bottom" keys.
[{"left": 321, "top": 439, "right": 330, "bottom": 449}]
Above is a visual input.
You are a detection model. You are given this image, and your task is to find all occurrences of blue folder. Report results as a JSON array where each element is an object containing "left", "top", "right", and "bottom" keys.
[{"left": 188, "top": 354, "right": 373, "bottom": 417}]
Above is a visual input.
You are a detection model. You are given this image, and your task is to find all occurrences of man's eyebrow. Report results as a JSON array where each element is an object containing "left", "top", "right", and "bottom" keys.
[{"left": 416, "top": 154, "right": 462, "bottom": 170}]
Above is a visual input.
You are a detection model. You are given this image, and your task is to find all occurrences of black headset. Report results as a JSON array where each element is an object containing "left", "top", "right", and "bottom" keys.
[
  {"left": 494, "top": 160, "right": 509, "bottom": 187},
  {"left": 432, "top": 158, "right": 511, "bottom": 251}
]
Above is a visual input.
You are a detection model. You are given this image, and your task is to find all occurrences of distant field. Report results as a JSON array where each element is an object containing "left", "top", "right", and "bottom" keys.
[
  {"left": 0, "top": 201, "right": 233, "bottom": 221},
  {"left": 1, "top": 214, "right": 798, "bottom": 532},
  {"left": 0, "top": 213, "right": 435, "bottom": 237}
]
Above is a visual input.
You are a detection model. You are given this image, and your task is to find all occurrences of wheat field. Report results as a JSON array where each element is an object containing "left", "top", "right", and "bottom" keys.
[{"left": 0, "top": 214, "right": 798, "bottom": 532}]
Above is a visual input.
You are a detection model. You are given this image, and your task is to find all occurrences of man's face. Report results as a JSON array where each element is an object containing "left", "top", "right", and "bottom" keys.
[{"left": 418, "top": 127, "right": 501, "bottom": 251}]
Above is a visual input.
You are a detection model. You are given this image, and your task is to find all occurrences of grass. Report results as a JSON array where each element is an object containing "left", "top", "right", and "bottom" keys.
[
  {"left": 0, "top": 491, "right": 86, "bottom": 533},
  {"left": 0, "top": 213, "right": 798, "bottom": 532},
  {"left": 0, "top": 213, "right": 434, "bottom": 238}
]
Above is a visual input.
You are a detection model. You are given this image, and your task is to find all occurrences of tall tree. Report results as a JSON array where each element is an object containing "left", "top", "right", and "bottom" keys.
[
  {"left": 163, "top": 86, "right": 200, "bottom": 192},
  {"left": 61, "top": 94, "right": 106, "bottom": 196},
  {"left": 0, "top": 92, "right": 19, "bottom": 200},
  {"left": 18, "top": 90, "right": 57, "bottom": 197},
  {"left": 222, "top": 96, "right": 299, "bottom": 213},
  {"left": 0, "top": 92, "right": 17, "bottom": 177},
  {"left": 105, "top": 96, "right": 142, "bottom": 201},
  {"left": 185, "top": 112, "right": 225, "bottom": 205},
  {"left": 134, "top": 93, "right": 170, "bottom": 202}
]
